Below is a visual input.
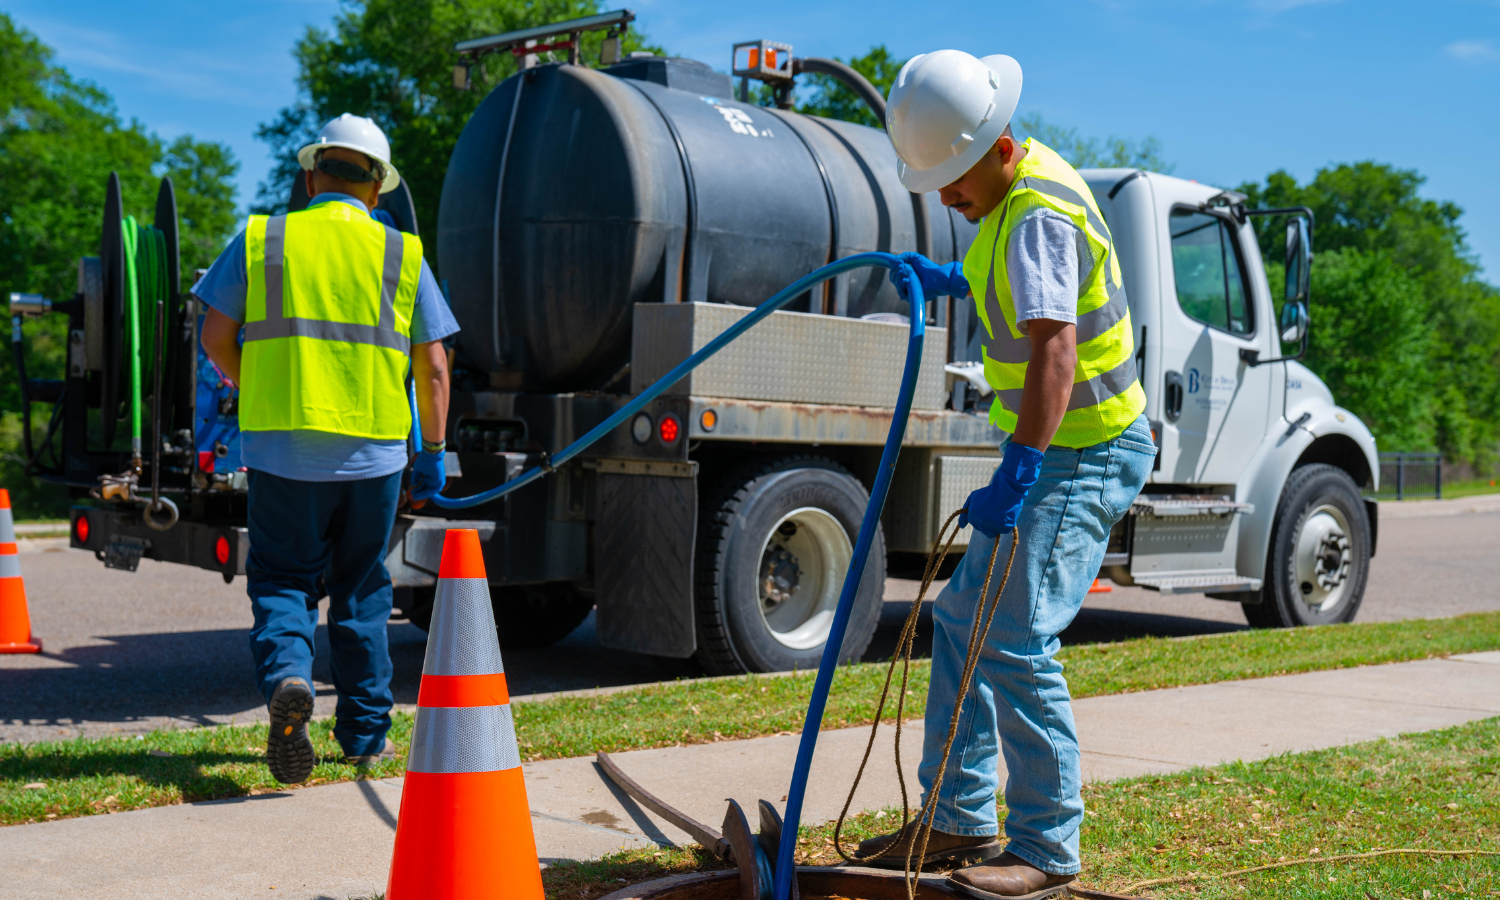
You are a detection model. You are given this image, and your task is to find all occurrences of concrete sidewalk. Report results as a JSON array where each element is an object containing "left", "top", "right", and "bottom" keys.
[{"left": 4, "top": 652, "right": 1498, "bottom": 900}]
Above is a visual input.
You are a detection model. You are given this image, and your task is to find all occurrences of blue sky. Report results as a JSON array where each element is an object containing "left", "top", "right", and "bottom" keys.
[{"left": 7, "top": 0, "right": 1498, "bottom": 276}]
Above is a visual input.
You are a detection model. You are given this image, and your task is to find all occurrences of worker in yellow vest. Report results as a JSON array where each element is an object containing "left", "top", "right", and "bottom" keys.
[
  {"left": 196, "top": 114, "right": 458, "bottom": 784},
  {"left": 855, "top": 52, "right": 1156, "bottom": 899}
]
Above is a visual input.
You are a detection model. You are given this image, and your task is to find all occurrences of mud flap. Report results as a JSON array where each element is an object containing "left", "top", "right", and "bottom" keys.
[{"left": 594, "top": 459, "right": 697, "bottom": 657}]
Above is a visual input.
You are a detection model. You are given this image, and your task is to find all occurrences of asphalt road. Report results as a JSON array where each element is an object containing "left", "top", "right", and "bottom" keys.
[{"left": 3, "top": 501, "right": 1497, "bottom": 744}]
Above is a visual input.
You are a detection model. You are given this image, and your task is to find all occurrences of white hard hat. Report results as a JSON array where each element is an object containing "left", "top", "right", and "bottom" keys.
[
  {"left": 886, "top": 50, "right": 1023, "bottom": 193},
  {"left": 296, "top": 113, "right": 401, "bottom": 193}
]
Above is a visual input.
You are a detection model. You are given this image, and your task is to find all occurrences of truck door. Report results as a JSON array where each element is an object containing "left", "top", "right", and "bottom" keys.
[{"left": 1155, "top": 195, "right": 1272, "bottom": 485}]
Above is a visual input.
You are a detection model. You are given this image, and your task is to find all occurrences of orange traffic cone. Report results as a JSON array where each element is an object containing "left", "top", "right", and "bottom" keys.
[
  {"left": 0, "top": 489, "right": 41, "bottom": 653},
  {"left": 1088, "top": 578, "right": 1112, "bottom": 593},
  {"left": 386, "top": 529, "right": 543, "bottom": 900}
]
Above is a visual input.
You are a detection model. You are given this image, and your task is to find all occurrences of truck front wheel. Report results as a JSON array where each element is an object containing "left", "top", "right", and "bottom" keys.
[
  {"left": 397, "top": 582, "right": 593, "bottom": 649},
  {"left": 1244, "top": 463, "right": 1371, "bottom": 628},
  {"left": 694, "top": 456, "right": 886, "bottom": 675}
]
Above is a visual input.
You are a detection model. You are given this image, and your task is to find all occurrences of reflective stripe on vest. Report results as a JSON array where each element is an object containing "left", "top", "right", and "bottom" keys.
[
  {"left": 241, "top": 202, "right": 421, "bottom": 439},
  {"left": 965, "top": 139, "right": 1146, "bottom": 447},
  {"left": 243, "top": 214, "right": 412, "bottom": 354}
]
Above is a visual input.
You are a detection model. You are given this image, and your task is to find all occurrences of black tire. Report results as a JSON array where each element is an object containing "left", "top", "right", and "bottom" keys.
[
  {"left": 1243, "top": 463, "right": 1370, "bottom": 628},
  {"left": 694, "top": 456, "right": 886, "bottom": 675},
  {"left": 492, "top": 582, "right": 595, "bottom": 649},
  {"left": 395, "top": 582, "right": 593, "bottom": 649}
]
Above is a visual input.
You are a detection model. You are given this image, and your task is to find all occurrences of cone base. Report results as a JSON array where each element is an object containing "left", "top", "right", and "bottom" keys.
[
  {"left": 387, "top": 768, "right": 543, "bottom": 900},
  {"left": 0, "top": 641, "right": 42, "bottom": 653}
]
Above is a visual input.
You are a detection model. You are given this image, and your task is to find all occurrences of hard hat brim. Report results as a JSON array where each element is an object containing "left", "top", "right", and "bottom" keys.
[
  {"left": 895, "top": 55, "right": 1023, "bottom": 194},
  {"left": 296, "top": 140, "right": 402, "bottom": 193}
]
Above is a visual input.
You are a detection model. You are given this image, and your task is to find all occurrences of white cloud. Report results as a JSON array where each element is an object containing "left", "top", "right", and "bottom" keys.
[{"left": 1446, "top": 39, "right": 1500, "bottom": 63}]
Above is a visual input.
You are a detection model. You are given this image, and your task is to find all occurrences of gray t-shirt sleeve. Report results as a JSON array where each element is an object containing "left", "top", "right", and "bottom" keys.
[{"left": 1005, "top": 208, "right": 1096, "bottom": 334}]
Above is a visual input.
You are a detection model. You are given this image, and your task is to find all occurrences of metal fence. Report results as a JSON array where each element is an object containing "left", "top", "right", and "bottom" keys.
[{"left": 1373, "top": 452, "right": 1444, "bottom": 500}]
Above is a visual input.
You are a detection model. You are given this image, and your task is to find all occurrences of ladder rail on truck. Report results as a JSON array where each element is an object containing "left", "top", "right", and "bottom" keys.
[{"left": 18, "top": 19, "right": 1379, "bottom": 675}]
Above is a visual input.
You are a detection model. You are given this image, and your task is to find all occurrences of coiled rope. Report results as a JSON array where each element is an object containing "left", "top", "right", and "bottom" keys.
[{"left": 830, "top": 511, "right": 1020, "bottom": 900}]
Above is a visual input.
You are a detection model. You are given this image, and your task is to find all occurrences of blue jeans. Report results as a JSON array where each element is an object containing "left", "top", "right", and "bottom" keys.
[
  {"left": 918, "top": 415, "right": 1155, "bottom": 874},
  {"left": 246, "top": 468, "right": 402, "bottom": 757}
]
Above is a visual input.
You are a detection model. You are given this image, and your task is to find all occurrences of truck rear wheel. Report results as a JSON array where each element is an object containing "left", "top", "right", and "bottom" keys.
[
  {"left": 694, "top": 456, "right": 886, "bottom": 675},
  {"left": 1243, "top": 463, "right": 1370, "bottom": 628},
  {"left": 398, "top": 582, "right": 593, "bottom": 649}
]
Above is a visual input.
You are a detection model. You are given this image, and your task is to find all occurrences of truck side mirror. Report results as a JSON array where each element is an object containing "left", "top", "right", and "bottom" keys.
[
  {"left": 1284, "top": 217, "right": 1311, "bottom": 305},
  {"left": 1279, "top": 300, "right": 1308, "bottom": 344}
]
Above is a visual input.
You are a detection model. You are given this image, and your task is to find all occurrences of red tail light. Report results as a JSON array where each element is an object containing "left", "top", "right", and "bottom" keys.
[
  {"left": 659, "top": 414, "right": 680, "bottom": 444},
  {"left": 214, "top": 535, "right": 231, "bottom": 566},
  {"left": 74, "top": 514, "right": 89, "bottom": 545}
]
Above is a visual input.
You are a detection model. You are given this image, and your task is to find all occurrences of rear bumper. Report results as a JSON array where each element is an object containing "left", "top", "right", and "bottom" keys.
[
  {"left": 71, "top": 505, "right": 496, "bottom": 586},
  {"left": 71, "top": 505, "right": 248, "bottom": 579}
]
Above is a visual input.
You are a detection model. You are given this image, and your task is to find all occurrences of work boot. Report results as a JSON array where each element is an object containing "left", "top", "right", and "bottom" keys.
[
  {"left": 948, "top": 851, "right": 1076, "bottom": 900},
  {"left": 266, "top": 677, "right": 316, "bottom": 785},
  {"left": 345, "top": 738, "right": 398, "bottom": 767},
  {"left": 853, "top": 817, "right": 1003, "bottom": 870}
]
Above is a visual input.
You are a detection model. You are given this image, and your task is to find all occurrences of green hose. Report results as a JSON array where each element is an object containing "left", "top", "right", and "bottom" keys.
[{"left": 119, "top": 215, "right": 169, "bottom": 464}]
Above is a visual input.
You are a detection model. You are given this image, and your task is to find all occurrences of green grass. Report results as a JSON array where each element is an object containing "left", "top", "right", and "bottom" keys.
[
  {"left": 1431, "top": 477, "right": 1500, "bottom": 500},
  {"left": 1, "top": 716, "right": 409, "bottom": 825},
  {"left": 2, "top": 612, "right": 1497, "bottom": 827},
  {"left": 541, "top": 717, "right": 1500, "bottom": 899}
]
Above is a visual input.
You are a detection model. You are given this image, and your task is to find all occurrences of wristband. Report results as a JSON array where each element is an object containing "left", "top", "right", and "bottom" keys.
[{"left": 421, "top": 439, "right": 446, "bottom": 454}]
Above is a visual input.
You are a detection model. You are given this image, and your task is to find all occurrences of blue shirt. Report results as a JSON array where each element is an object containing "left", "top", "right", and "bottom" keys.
[{"left": 191, "top": 193, "right": 460, "bottom": 482}]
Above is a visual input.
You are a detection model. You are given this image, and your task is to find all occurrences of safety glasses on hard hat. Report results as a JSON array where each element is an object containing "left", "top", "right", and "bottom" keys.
[{"left": 315, "top": 149, "right": 385, "bottom": 185}]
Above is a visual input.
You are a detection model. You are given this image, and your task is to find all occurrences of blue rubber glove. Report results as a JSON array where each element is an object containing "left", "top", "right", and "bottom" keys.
[
  {"left": 410, "top": 449, "right": 446, "bottom": 501},
  {"left": 960, "top": 442, "right": 1046, "bottom": 538},
  {"left": 888, "top": 252, "right": 970, "bottom": 302}
]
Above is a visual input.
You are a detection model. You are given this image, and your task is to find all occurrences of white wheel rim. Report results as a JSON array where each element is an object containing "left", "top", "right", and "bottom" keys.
[
  {"left": 755, "top": 507, "right": 853, "bottom": 650},
  {"left": 1293, "top": 503, "right": 1353, "bottom": 616}
]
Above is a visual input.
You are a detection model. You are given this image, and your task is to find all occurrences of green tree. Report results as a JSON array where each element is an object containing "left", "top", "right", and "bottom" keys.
[
  {"left": 1302, "top": 248, "right": 1435, "bottom": 452},
  {"left": 0, "top": 13, "right": 240, "bottom": 517},
  {"left": 1015, "top": 113, "right": 1174, "bottom": 173},
  {"left": 255, "top": 0, "right": 662, "bottom": 244},
  {"left": 163, "top": 136, "right": 242, "bottom": 277},
  {"left": 1240, "top": 163, "right": 1500, "bottom": 466}
]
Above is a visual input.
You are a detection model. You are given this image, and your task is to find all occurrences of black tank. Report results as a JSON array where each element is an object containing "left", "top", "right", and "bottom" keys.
[{"left": 437, "top": 56, "right": 978, "bottom": 391}]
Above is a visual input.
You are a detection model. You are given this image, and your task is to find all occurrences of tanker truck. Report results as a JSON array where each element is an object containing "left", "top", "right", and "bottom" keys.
[{"left": 21, "top": 14, "right": 1379, "bottom": 675}]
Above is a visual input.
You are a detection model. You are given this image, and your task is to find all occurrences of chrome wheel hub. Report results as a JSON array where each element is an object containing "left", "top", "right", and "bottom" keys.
[
  {"left": 1293, "top": 504, "right": 1352, "bottom": 615},
  {"left": 756, "top": 507, "right": 852, "bottom": 650}
]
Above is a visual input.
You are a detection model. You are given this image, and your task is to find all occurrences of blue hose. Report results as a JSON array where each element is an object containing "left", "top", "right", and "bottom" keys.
[{"left": 427, "top": 253, "right": 927, "bottom": 900}]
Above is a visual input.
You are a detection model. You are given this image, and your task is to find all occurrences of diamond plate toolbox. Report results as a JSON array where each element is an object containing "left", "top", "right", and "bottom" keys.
[{"left": 630, "top": 302, "right": 949, "bottom": 410}]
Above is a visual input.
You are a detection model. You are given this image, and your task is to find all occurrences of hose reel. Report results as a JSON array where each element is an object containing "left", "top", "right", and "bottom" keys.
[{"left": 92, "top": 173, "right": 184, "bottom": 528}]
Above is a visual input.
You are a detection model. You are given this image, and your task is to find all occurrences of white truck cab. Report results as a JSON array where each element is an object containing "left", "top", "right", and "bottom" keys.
[{"left": 1084, "top": 168, "right": 1379, "bottom": 627}]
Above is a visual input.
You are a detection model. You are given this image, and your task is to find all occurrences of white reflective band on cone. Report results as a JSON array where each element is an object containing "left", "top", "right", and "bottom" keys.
[
  {"left": 0, "top": 556, "right": 21, "bottom": 579},
  {"left": 423, "top": 578, "right": 506, "bottom": 676},
  {"left": 407, "top": 704, "right": 522, "bottom": 773}
]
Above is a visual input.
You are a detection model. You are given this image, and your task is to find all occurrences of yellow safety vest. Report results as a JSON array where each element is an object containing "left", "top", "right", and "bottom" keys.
[
  {"left": 964, "top": 139, "right": 1146, "bottom": 448},
  {"left": 241, "top": 201, "right": 422, "bottom": 439}
]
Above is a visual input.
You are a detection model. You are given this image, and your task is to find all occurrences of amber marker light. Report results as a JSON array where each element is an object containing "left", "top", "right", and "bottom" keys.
[{"left": 700, "top": 409, "right": 717, "bottom": 432}]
